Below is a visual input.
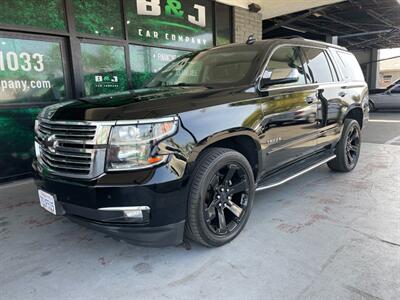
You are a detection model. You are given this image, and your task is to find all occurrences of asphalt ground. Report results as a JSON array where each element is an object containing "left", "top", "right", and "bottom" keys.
[{"left": 1, "top": 113, "right": 399, "bottom": 300}]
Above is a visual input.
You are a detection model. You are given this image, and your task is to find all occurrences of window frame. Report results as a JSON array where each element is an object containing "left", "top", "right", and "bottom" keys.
[
  {"left": 300, "top": 46, "right": 336, "bottom": 84},
  {"left": 0, "top": 30, "right": 72, "bottom": 108},
  {"left": 258, "top": 43, "right": 329, "bottom": 93}
]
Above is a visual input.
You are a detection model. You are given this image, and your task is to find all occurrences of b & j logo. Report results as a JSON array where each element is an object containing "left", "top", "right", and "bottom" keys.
[
  {"left": 134, "top": 0, "right": 210, "bottom": 48},
  {"left": 95, "top": 75, "right": 119, "bottom": 89},
  {"left": 136, "top": 0, "right": 206, "bottom": 28}
]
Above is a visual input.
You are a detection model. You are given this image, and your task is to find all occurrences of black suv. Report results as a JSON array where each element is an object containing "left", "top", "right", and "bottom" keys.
[{"left": 33, "top": 38, "right": 368, "bottom": 247}]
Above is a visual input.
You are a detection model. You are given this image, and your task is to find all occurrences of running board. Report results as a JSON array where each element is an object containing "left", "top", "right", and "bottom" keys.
[{"left": 256, "top": 153, "right": 336, "bottom": 192}]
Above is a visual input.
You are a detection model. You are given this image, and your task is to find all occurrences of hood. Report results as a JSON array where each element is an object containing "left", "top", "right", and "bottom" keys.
[{"left": 43, "top": 85, "right": 256, "bottom": 121}]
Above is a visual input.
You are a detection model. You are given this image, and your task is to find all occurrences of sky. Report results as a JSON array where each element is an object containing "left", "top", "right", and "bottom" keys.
[{"left": 379, "top": 48, "right": 400, "bottom": 59}]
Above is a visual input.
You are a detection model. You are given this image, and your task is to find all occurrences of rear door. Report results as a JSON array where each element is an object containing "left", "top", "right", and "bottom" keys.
[{"left": 301, "top": 46, "right": 342, "bottom": 148}]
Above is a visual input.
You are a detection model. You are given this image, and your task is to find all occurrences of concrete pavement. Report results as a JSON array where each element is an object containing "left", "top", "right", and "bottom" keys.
[{"left": 0, "top": 142, "right": 399, "bottom": 300}]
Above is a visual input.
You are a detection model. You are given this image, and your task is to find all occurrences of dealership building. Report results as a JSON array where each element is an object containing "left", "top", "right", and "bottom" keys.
[
  {"left": 0, "top": 0, "right": 266, "bottom": 181},
  {"left": 1, "top": 0, "right": 398, "bottom": 181}
]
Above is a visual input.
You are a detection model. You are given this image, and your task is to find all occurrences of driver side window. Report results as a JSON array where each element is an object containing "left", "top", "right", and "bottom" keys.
[
  {"left": 261, "top": 46, "right": 306, "bottom": 88},
  {"left": 391, "top": 85, "right": 400, "bottom": 94}
]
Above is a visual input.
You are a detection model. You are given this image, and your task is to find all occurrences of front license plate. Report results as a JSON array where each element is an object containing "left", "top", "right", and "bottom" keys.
[{"left": 38, "top": 189, "right": 57, "bottom": 215}]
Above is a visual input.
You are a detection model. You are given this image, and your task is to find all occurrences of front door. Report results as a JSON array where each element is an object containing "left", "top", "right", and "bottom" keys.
[{"left": 258, "top": 46, "right": 320, "bottom": 173}]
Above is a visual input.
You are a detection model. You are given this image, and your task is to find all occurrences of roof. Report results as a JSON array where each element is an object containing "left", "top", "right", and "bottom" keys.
[
  {"left": 263, "top": 0, "right": 400, "bottom": 50},
  {"left": 217, "top": 37, "right": 347, "bottom": 51}
]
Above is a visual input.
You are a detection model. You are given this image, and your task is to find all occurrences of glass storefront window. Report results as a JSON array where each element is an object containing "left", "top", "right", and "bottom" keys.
[
  {"left": 81, "top": 43, "right": 128, "bottom": 96},
  {"left": 130, "top": 45, "right": 189, "bottom": 89},
  {"left": 0, "top": 37, "right": 66, "bottom": 105},
  {"left": 73, "top": 0, "right": 124, "bottom": 39},
  {"left": 0, "top": 35, "right": 67, "bottom": 180},
  {"left": 0, "top": 0, "right": 66, "bottom": 31},
  {"left": 125, "top": 0, "right": 214, "bottom": 50},
  {"left": 215, "top": 3, "right": 232, "bottom": 46}
]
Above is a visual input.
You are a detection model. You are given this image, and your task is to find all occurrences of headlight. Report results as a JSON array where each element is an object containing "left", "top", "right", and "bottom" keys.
[{"left": 106, "top": 118, "right": 178, "bottom": 171}]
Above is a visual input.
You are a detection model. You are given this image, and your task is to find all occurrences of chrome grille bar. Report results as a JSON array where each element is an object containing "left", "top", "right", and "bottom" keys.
[{"left": 35, "top": 118, "right": 114, "bottom": 179}]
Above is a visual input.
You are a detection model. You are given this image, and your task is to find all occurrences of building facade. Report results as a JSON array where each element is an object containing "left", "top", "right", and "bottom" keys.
[{"left": 0, "top": 0, "right": 261, "bottom": 181}]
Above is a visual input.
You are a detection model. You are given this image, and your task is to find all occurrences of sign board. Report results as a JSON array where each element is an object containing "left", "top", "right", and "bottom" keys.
[{"left": 125, "top": 0, "right": 213, "bottom": 50}]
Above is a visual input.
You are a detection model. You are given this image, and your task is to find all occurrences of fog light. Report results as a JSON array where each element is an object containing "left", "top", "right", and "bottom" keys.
[
  {"left": 98, "top": 206, "right": 150, "bottom": 223},
  {"left": 123, "top": 209, "right": 143, "bottom": 219}
]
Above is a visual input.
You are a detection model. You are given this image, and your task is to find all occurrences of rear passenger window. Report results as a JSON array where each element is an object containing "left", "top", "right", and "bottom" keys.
[
  {"left": 302, "top": 48, "right": 334, "bottom": 83},
  {"left": 334, "top": 51, "right": 365, "bottom": 82}
]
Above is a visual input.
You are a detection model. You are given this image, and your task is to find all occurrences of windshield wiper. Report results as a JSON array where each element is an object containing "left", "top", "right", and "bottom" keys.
[{"left": 166, "top": 83, "right": 203, "bottom": 87}]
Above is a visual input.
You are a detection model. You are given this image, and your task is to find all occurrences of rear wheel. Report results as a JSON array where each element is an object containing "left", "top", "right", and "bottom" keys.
[
  {"left": 328, "top": 119, "right": 361, "bottom": 172},
  {"left": 369, "top": 100, "right": 376, "bottom": 112},
  {"left": 185, "top": 148, "right": 254, "bottom": 247}
]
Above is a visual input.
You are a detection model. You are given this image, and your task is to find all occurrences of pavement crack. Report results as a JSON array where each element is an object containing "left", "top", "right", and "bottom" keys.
[
  {"left": 346, "top": 226, "right": 400, "bottom": 248},
  {"left": 344, "top": 285, "right": 384, "bottom": 300}
]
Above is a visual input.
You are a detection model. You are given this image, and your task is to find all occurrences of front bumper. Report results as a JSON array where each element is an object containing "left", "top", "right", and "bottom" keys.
[{"left": 33, "top": 161, "right": 189, "bottom": 247}]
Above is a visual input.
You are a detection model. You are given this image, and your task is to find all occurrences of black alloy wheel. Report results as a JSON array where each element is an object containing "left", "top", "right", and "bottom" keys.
[
  {"left": 328, "top": 119, "right": 361, "bottom": 172},
  {"left": 369, "top": 100, "right": 376, "bottom": 112},
  {"left": 185, "top": 148, "right": 255, "bottom": 247},
  {"left": 204, "top": 163, "right": 250, "bottom": 235},
  {"left": 345, "top": 125, "right": 361, "bottom": 169}
]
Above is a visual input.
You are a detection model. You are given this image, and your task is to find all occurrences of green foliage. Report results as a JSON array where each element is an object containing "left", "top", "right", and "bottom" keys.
[
  {"left": 73, "top": 0, "right": 123, "bottom": 38},
  {"left": 0, "top": 0, "right": 66, "bottom": 31},
  {"left": 0, "top": 108, "right": 40, "bottom": 179}
]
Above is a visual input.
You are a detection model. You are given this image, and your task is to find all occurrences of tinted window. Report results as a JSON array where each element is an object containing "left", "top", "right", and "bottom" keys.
[
  {"left": 216, "top": 3, "right": 232, "bottom": 46},
  {"left": 391, "top": 85, "right": 400, "bottom": 94},
  {"left": 0, "top": 0, "right": 66, "bottom": 31},
  {"left": 262, "top": 46, "right": 306, "bottom": 87},
  {"left": 130, "top": 45, "right": 189, "bottom": 89},
  {"left": 80, "top": 43, "right": 128, "bottom": 96},
  {"left": 146, "top": 47, "right": 261, "bottom": 87},
  {"left": 302, "top": 48, "right": 333, "bottom": 83},
  {"left": 73, "top": 0, "right": 123, "bottom": 38},
  {"left": 0, "top": 37, "right": 66, "bottom": 105},
  {"left": 334, "top": 51, "right": 365, "bottom": 82}
]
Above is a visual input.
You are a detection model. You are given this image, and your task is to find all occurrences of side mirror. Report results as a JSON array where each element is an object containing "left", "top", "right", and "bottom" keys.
[
  {"left": 260, "top": 68, "right": 299, "bottom": 89},
  {"left": 384, "top": 90, "right": 391, "bottom": 95}
]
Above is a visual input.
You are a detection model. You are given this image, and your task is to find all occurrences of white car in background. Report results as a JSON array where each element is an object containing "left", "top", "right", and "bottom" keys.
[{"left": 369, "top": 79, "right": 400, "bottom": 111}]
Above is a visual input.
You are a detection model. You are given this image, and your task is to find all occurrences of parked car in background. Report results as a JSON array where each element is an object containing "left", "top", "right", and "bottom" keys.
[
  {"left": 369, "top": 79, "right": 400, "bottom": 110},
  {"left": 33, "top": 38, "right": 369, "bottom": 247}
]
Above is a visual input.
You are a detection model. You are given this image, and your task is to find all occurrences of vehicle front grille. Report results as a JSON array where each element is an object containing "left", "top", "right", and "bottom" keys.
[
  {"left": 35, "top": 119, "right": 113, "bottom": 179},
  {"left": 38, "top": 121, "right": 97, "bottom": 141}
]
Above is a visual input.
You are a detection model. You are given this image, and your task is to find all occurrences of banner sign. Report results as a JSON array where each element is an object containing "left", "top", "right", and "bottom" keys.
[{"left": 125, "top": 0, "right": 213, "bottom": 50}]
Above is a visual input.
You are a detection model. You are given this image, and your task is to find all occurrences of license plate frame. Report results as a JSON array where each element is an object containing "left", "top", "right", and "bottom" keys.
[{"left": 38, "top": 189, "right": 57, "bottom": 215}]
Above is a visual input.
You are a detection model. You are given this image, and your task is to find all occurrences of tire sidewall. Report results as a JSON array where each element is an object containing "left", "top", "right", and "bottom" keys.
[
  {"left": 189, "top": 149, "right": 255, "bottom": 247},
  {"left": 339, "top": 120, "right": 361, "bottom": 171}
]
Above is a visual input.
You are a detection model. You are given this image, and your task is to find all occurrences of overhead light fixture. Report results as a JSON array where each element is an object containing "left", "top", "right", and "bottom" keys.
[
  {"left": 248, "top": 3, "right": 261, "bottom": 13},
  {"left": 313, "top": 12, "right": 323, "bottom": 17}
]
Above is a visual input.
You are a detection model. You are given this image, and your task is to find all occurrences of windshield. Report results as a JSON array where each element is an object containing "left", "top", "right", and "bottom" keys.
[{"left": 145, "top": 46, "right": 263, "bottom": 88}]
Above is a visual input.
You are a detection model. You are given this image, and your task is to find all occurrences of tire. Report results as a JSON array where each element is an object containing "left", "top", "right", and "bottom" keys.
[
  {"left": 369, "top": 100, "right": 376, "bottom": 112},
  {"left": 328, "top": 119, "right": 361, "bottom": 172},
  {"left": 185, "top": 147, "right": 255, "bottom": 247}
]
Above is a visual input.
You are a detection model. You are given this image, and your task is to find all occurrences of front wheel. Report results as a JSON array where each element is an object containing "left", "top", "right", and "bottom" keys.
[
  {"left": 185, "top": 148, "right": 255, "bottom": 247},
  {"left": 328, "top": 119, "right": 361, "bottom": 172}
]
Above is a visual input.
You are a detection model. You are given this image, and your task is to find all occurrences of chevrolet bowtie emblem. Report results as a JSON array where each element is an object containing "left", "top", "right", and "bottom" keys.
[{"left": 43, "top": 135, "right": 58, "bottom": 153}]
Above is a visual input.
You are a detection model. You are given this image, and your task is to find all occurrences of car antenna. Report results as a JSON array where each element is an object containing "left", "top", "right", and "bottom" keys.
[{"left": 246, "top": 34, "right": 256, "bottom": 45}]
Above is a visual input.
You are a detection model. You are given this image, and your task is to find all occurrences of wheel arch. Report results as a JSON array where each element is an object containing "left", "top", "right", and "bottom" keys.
[
  {"left": 344, "top": 106, "right": 364, "bottom": 129},
  {"left": 188, "top": 130, "right": 262, "bottom": 181}
]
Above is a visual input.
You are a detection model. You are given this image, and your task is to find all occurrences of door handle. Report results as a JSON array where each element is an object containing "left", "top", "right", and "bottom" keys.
[
  {"left": 339, "top": 91, "right": 347, "bottom": 97},
  {"left": 305, "top": 96, "right": 316, "bottom": 104}
]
